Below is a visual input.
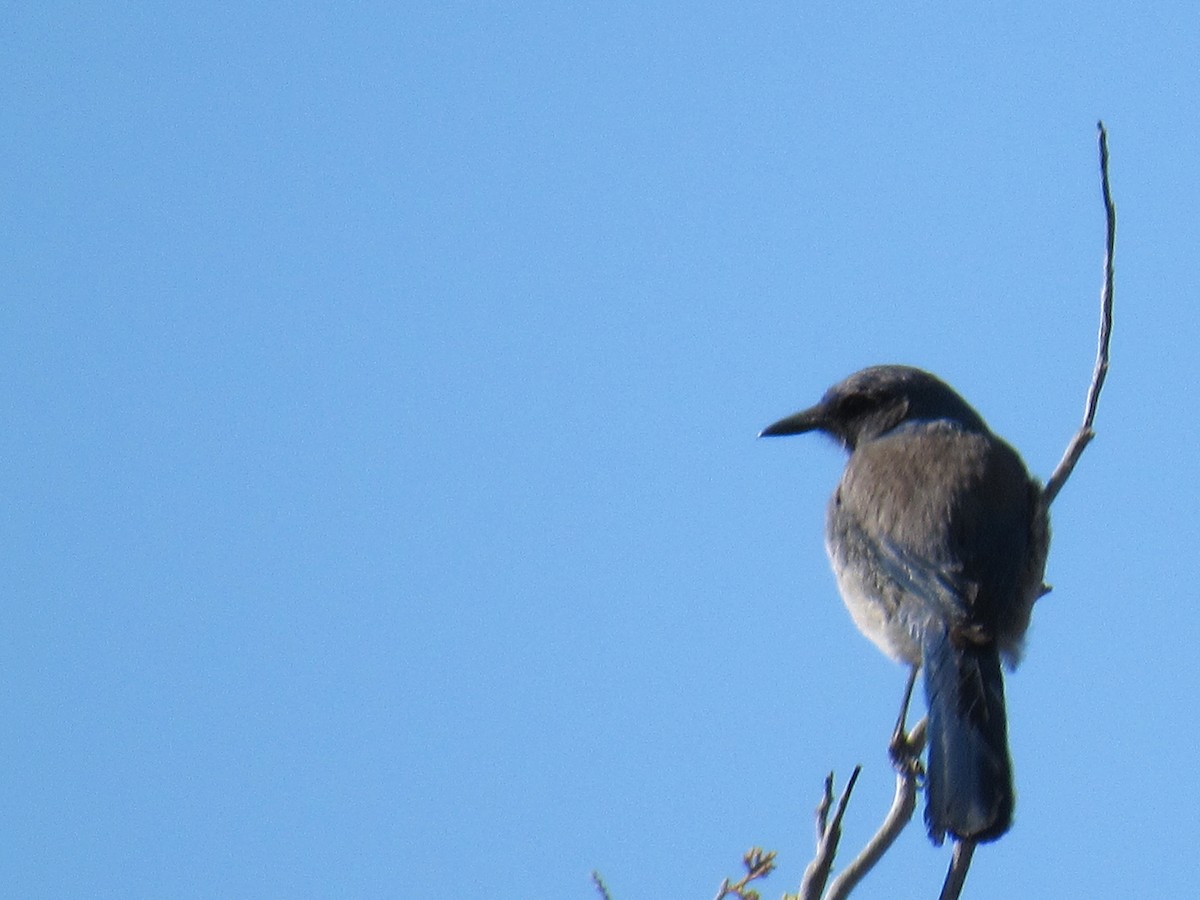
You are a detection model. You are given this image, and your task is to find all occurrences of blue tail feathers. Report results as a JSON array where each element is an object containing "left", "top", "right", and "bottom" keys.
[{"left": 922, "top": 625, "right": 1014, "bottom": 844}]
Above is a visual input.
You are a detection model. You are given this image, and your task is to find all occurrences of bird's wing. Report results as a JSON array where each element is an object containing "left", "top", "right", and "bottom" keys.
[{"left": 872, "top": 535, "right": 976, "bottom": 630}]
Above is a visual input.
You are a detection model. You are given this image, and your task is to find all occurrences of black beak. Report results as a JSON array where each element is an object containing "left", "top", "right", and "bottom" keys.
[{"left": 759, "top": 406, "right": 823, "bottom": 438}]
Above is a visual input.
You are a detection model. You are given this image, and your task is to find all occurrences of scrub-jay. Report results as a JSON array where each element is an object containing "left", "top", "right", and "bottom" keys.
[{"left": 761, "top": 365, "right": 1049, "bottom": 844}]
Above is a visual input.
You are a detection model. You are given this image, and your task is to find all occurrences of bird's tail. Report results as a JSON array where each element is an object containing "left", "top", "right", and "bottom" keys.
[{"left": 921, "top": 625, "right": 1014, "bottom": 844}]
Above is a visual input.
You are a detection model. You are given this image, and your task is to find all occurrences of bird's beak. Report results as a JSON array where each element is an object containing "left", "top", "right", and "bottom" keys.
[{"left": 759, "top": 406, "right": 823, "bottom": 438}]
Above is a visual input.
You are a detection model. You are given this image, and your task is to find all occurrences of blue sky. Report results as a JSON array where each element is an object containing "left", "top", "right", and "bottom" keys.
[{"left": 4, "top": 3, "right": 1197, "bottom": 898}]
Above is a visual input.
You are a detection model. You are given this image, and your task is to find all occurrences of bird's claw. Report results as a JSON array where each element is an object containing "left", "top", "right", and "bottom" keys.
[{"left": 888, "top": 722, "right": 926, "bottom": 779}]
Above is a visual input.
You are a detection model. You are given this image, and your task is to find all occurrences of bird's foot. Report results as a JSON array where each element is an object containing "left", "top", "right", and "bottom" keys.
[{"left": 888, "top": 715, "right": 927, "bottom": 779}]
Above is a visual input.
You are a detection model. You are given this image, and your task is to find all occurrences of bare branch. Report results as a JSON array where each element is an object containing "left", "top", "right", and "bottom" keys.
[
  {"left": 1043, "top": 121, "right": 1116, "bottom": 507},
  {"left": 937, "top": 839, "right": 977, "bottom": 900},
  {"left": 814, "top": 773, "right": 834, "bottom": 846},
  {"left": 823, "top": 769, "right": 917, "bottom": 900},
  {"left": 825, "top": 718, "right": 926, "bottom": 900},
  {"left": 590, "top": 870, "right": 614, "bottom": 900},
  {"left": 797, "top": 766, "right": 862, "bottom": 900}
]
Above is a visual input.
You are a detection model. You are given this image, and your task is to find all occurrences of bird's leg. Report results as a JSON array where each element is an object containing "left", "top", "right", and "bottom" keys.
[
  {"left": 888, "top": 665, "right": 925, "bottom": 775},
  {"left": 890, "top": 665, "right": 918, "bottom": 747}
]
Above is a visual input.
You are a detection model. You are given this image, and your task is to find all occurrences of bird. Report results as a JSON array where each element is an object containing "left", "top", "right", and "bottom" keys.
[{"left": 760, "top": 365, "right": 1050, "bottom": 845}]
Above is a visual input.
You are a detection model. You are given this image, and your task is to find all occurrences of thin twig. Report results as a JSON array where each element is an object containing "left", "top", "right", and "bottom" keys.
[
  {"left": 938, "top": 839, "right": 977, "bottom": 900},
  {"left": 591, "top": 870, "right": 614, "bottom": 900},
  {"left": 825, "top": 769, "right": 918, "bottom": 900},
  {"left": 798, "top": 766, "right": 862, "bottom": 900},
  {"left": 1043, "top": 121, "right": 1116, "bottom": 507},
  {"left": 815, "top": 773, "right": 834, "bottom": 846},
  {"left": 825, "top": 719, "right": 926, "bottom": 900},
  {"left": 714, "top": 847, "right": 777, "bottom": 900}
]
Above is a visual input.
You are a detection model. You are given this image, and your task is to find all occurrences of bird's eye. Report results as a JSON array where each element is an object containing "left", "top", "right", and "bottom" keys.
[{"left": 836, "top": 394, "right": 875, "bottom": 419}]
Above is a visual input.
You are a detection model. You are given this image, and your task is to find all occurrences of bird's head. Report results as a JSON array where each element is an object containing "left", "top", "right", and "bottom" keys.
[{"left": 759, "top": 365, "right": 989, "bottom": 451}]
